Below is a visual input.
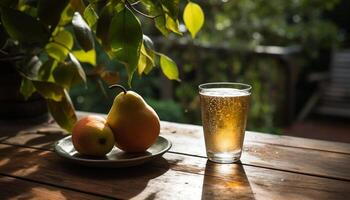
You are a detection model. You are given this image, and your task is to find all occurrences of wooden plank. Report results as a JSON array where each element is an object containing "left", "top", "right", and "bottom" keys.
[
  {"left": 0, "top": 176, "right": 107, "bottom": 200},
  {"left": 1, "top": 144, "right": 350, "bottom": 200},
  {"left": 159, "top": 120, "right": 350, "bottom": 154},
  {"left": 0, "top": 143, "right": 253, "bottom": 200},
  {"left": 2, "top": 117, "right": 350, "bottom": 181},
  {"left": 3, "top": 111, "right": 350, "bottom": 154}
]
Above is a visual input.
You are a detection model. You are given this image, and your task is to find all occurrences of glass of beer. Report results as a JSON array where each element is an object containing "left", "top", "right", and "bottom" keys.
[{"left": 199, "top": 82, "right": 251, "bottom": 163}]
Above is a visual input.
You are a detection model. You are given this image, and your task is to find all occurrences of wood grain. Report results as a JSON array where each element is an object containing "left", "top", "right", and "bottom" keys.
[
  {"left": 0, "top": 143, "right": 254, "bottom": 200},
  {"left": 2, "top": 120, "right": 350, "bottom": 181},
  {"left": 0, "top": 175, "right": 108, "bottom": 200},
  {"left": 159, "top": 120, "right": 350, "bottom": 154},
  {"left": 1, "top": 143, "right": 350, "bottom": 200}
]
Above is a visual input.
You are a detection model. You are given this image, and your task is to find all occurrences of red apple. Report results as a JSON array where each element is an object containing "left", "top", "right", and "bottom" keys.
[{"left": 72, "top": 115, "right": 115, "bottom": 156}]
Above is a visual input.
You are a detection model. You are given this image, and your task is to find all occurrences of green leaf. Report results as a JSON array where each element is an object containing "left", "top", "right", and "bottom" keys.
[
  {"left": 159, "top": 53, "right": 180, "bottom": 81},
  {"left": 72, "top": 49, "right": 96, "bottom": 65},
  {"left": 20, "top": 78, "right": 36, "bottom": 100},
  {"left": 0, "top": 7, "right": 49, "bottom": 44},
  {"left": 84, "top": 4, "right": 98, "bottom": 27},
  {"left": 72, "top": 12, "right": 95, "bottom": 51},
  {"left": 47, "top": 90, "right": 77, "bottom": 132},
  {"left": 53, "top": 30, "right": 74, "bottom": 49},
  {"left": 59, "top": 4, "right": 75, "bottom": 26},
  {"left": 96, "top": 1, "right": 115, "bottom": 50},
  {"left": 142, "top": 0, "right": 169, "bottom": 36},
  {"left": 53, "top": 58, "right": 86, "bottom": 88},
  {"left": 165, "top": 14, "right": 182, "bottom": 35},
  {"left": 17, "top": 56, "right": 42, "bottom": 80},
  {"left": 138, "top": 41, "right": 156, "bottom": 75},
  {"left": 68, "top": 53, "right": 87, "bottom": 83},
  {"left": 154, "top": 14, "right": 169, "bottom": 36},
  {"left": 38, "top": 59, "right": 58, "bottom": 81},
  {"left": 142, "top": 35, "right": 156, "bottom": 74},
  {"left": 183, "top": 1, "right": 204, "bottom": 38},
  {"left": 109, "top": 7, "right": 142, "bottom": 86},
  {"left": 137, "top": 45, "right": 148, "bottom": 75},
  {"left": 162, "top": 0, "right": 180, "bottom": 19},
  {"left": 32, "top": 81, "right": 65, "bottom": 101},
  {"left": 37, "top": 0, "right": 69, "bottom": 29},
  {"left": 142, "top": 34, "right": 154, "bottom": 50},
  {"left": 45, "top": 30, "right": 73, "bottom": 61}
]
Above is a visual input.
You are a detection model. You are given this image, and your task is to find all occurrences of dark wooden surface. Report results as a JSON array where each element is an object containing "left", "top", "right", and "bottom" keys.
[{"left": 0, "top": 112, "right": 350, "bottom": 199}]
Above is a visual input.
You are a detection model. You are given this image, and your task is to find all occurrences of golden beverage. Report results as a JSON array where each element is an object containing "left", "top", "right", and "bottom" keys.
[{"left": 199, "top": 85, "right": 251, "bottom": 163}]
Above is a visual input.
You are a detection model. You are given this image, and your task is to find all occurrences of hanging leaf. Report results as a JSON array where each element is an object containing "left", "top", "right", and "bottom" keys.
[
  {"left": 45, "top": 30, "right": 73, "bottom": 61},
  {"left": 38, "top": 59, "right": 58, "bottom": 81},
  {"left": 183, "top": 1, "right": 204, "bottom": 38},
  {"left": 72, "top": 49, "right": 96, "bottom": 65},
  {"left": 142, "top": 0, "right": 169, "bottom": 36},
  {"left": 165, "top": 14, "right": 182, "bottom": 35},
  {"left": 161, "top": 0, "right": 180, "bottom": 19},
  {"left": 37, "top": 0, "right": 69, "bottom": 30},
  {"left": 84, "top": 4, "right": 98, "bottom": 27},
  {"left": 47, "top": 90, "right": 77, "bottom": 132},
  {"left": 137, "top": 46, "right": 148, "bottom": 75},
  {"left": 0, "top": 7, "right": 49, "bottom": 44},
  {"left": 159, "top": 53, "right": 180, "bottom": 81},
  {"left": 59, "top": 4, "right": 75, "bottom": 26},
  {"left": 72, "top": 12, "right": 95, "bottom": 51},
  {"left": 109, "top": 7, "right": 142, "bottom": 86},
  {"left": 17, "top": 56, "right": 42, "bottom": 80},
  {"left": 32, "top": 81, "right": 65, "bottom": 101},
  {"left": 142, "top": 34, "right": 154, "bottom": 50},
  {"left": 96, "top": 1, "right": 115, "bottom": 50},
  {"left": 20, "top": 78, "right": 36, "bottom": 100},
  {"left": 68, "top": 53, "right": 87, "bottom": 83},
  {"left": 53, "top": 53, "right": 86, "bottom": 88},
  {"left": 141, "top": 35, "right": 156, "bottom": 74}
]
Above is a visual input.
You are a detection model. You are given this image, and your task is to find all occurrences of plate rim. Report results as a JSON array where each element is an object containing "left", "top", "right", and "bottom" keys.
[{"left": 54, "top": 135, "right": 172, "bottom": 164}]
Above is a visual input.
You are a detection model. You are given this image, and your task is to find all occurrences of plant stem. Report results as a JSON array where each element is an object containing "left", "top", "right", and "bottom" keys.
[{"left": 109, "top": 84, "right": 127, "bottom": 94}]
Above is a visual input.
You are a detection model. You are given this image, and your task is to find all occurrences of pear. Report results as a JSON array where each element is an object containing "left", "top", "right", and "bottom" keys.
[{"left": 107, "top": 84, "right": 160, "bottom": 152}]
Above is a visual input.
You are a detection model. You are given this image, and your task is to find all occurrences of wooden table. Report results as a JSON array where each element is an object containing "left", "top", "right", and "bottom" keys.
[{"left": 1, "top": 112, "right": 350, "bottom": 199}]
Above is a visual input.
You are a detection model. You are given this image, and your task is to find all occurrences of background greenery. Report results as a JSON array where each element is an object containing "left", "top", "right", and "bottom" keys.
[
  {"left": 70, "top": 0, "right": 349, "bottom": 133},
  {"left": 1, "top": 0, "right": 207, "bottom": 131}
]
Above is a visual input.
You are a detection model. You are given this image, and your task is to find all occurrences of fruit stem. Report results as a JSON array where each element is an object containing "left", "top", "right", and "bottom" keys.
[{"left": 109, "top": 84, "right": 127, "bottom": 94}]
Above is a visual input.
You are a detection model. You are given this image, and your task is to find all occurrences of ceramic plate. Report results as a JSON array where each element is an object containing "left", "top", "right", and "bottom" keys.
[{"left": 54, "top": 135, "right": 171, "bottom": 168}]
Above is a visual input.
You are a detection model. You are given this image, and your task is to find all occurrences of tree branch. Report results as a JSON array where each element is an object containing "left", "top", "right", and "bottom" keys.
[{"left": 125, "top": 0, "right": 160, "bottom": 19}]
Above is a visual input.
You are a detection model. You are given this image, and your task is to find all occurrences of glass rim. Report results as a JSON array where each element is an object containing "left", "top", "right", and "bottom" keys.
[{"left": 198, "top": 82, "right": 252, "bottom": 92}]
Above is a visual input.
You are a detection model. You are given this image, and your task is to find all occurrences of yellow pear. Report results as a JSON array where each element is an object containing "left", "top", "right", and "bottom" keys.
[{"left": 107, "top": 84, "right": 160, "bottom": 152}]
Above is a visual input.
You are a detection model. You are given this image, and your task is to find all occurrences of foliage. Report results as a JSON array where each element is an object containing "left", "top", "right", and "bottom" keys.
[
  {"left": 199, "top": 0, "right": 340, "bottom": 56},
  {"left": 162, "top": 0, "right": 341, "bottom": 132},
  {"left": 70, "top": 0, "right": 343, "bottom": 133},
  {"left": 0, "top": 0, "right": 204, "bottom": 131}
]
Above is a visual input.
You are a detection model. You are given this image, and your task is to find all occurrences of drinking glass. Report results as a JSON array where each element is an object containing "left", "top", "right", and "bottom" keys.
[{"left": 199, "top": 82, "right": 251, "bottom": 163}]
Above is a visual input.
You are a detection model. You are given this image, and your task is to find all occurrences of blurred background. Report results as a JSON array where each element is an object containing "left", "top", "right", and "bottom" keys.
[{"left": 70, "top": 0, "right": 350, "bottom": 142}]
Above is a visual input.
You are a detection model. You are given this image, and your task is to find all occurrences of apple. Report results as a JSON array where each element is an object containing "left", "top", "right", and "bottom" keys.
[{"left": 72, "top": 115, "right": 115, "bottom": 156}]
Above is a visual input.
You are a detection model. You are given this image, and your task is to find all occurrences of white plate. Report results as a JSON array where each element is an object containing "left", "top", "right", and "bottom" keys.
[{"left": 54, "top": 135, "right": 171, "bottom": 168}]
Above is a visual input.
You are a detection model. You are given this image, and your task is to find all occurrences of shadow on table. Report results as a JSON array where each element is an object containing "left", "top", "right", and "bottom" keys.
[
  {"left": 55, "top": 156, "right": 170, "bottom": 199},
  {"left": 0, "top": 143, "right": 169, "bottom": 200},
  {"left": 201, "top": 161, "right": 255, "bottom": 200}
]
